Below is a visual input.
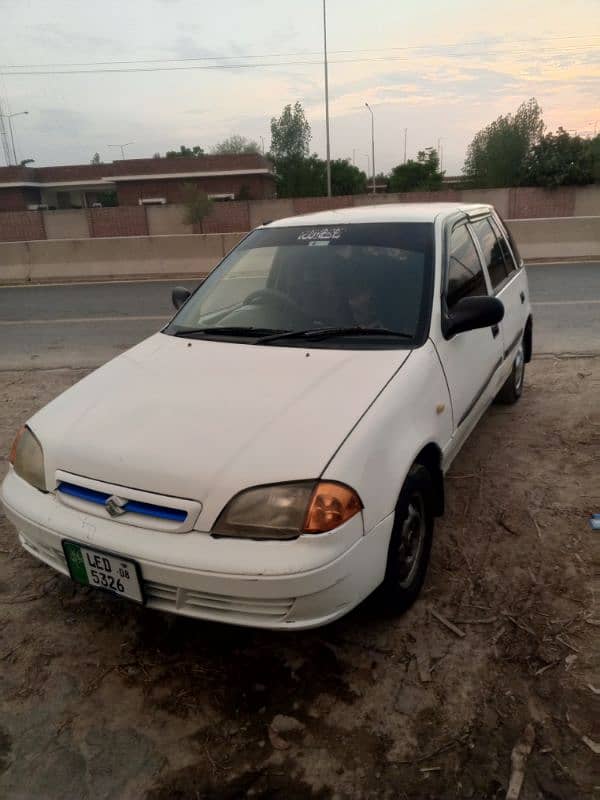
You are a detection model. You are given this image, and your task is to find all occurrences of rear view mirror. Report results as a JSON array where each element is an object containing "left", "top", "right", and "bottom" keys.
[
  {"left": 444, "top": 296, "right": 504, "bottom": 338},
  {"left": 172, "top": 286, "right": 191, "bottom": 310}
]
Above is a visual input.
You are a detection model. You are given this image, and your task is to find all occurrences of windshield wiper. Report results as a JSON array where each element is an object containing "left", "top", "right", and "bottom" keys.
[
  {"left": 172, "top": 326, "right": 282, "bottom": 339},
  {"left": 257, "top": 326, "right": 413, "bottom": 344}
]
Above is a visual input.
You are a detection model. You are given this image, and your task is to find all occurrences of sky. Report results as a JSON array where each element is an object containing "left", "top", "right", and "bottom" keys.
[{"left": 1, "top": 0, "right": 599, "bottom": 175}]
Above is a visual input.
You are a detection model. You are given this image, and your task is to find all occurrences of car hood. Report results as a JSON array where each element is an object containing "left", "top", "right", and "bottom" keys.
[{"left": 30, "top": 333, "right": 411, "bottom": 528}]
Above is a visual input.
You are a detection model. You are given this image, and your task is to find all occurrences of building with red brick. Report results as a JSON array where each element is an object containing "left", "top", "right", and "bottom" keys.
[{"left": 0, "top": 154, "right": 276, "bottom": 211}]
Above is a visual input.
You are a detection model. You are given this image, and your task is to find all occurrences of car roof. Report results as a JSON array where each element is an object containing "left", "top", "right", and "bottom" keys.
[{"left": 266, "top": 202, "right": 493, "bottom": 227}]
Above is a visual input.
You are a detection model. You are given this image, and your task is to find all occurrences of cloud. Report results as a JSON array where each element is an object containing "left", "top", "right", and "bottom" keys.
[
  {"left": 3, "top": 1, "right": 599, "bottom": 173},
  {"left": 19, "top": 23, "right": 118, "bottom": 55},
  {"left": 168, "top": 34, "right": 246, "bottom": 60},
  {"left": 28, "top": 107, "right": 91, "bottom": 136}
]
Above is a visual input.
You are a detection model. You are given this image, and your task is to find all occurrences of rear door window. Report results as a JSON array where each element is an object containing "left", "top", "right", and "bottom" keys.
[
  {"left": 471, "top": 218, "right": 509, "bottom": 290},
  {"left": 495, "top": 213, "right": 523, "bottom": 269},
  {"left": 489, "top": 217, "right": 518, "bottom": 276},
  {"left": 446, "top": 224, "right": 488, "bottom": 308}
]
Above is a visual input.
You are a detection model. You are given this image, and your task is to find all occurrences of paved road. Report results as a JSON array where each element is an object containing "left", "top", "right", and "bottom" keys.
[{"left": 0, "top": 263, "right": 598, "bottom": 370}]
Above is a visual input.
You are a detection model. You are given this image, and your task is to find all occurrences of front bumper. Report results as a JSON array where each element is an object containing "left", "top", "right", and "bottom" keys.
[{"left": 1, "top": 470, "right": 393, "bottom": 630}]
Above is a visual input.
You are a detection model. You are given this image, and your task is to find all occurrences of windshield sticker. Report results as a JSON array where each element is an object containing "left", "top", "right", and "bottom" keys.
[
  {"left": 297, "top": 227, "right": 344, "bottom": 242},
  {"left": 308, "top": 240, "right": 330, "bottom": 247}
]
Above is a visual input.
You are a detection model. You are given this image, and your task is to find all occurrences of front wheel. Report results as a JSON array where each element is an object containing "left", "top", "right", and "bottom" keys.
[
  {"left": 377, "top": 465, "right": 434, "bottom": 615},
  {"left": 496, "top": 341, "right": 525, "bottom": 405}
]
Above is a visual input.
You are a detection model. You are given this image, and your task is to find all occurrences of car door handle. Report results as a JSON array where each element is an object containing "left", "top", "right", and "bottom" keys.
[
  {"left": 491, "top": 324, "right": 500, "bottom": 338},
  {"left": 520, "top": 291, "right": 525, "bottom": 304}
]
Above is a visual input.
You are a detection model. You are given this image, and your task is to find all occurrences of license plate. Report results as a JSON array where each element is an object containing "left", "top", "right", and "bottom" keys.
[{"left": 62, "top": 541, "right": 144, "bottom": 603}]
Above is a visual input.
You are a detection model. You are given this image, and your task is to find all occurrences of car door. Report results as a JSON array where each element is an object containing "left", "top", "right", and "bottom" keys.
[
  {"left": 470, "top": 215, "right": 530, "bottom": 377},
  {"left": 433, "top": 219, "right": 504, "bottom": 446},
  {"left": 490, "top": 214, "right": 530, "bottom": 362}
]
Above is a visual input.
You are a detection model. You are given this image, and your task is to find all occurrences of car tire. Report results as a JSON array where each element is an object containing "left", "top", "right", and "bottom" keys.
[
  {"left": 496, "top": 340, "right": 525, "bottom": 405},
  {"left": 376, "top": 464, "right": 434, "bottom": 615}
]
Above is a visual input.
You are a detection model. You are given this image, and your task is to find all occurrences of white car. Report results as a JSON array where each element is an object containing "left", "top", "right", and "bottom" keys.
[{"left": 2, "top": 203, "right": 532, "bottom": 630}]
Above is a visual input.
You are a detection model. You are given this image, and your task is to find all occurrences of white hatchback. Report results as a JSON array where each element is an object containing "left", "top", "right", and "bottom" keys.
[{"left": 2, "top": 203, "right": 532, "bottom": 629}]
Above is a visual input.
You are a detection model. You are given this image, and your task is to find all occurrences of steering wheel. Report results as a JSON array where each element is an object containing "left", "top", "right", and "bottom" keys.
[{"left": 244, "top": 288, "right": 308, "bottom": 319}]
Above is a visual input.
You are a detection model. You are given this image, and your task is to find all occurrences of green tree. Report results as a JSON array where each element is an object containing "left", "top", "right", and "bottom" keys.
[
  {"left": 526, "top": 128, "right": 594, "bottom": 187},
  {"left": 591, "top": 135, "right": 600, "bottom": 182},
  {"left": 269, "top": 104, "right": 367, "bottom": 196},
  {"left": 273, "top": 155, "right": 367, "bottom": 198},
  {"left": 273, "top": 154, "right": 323, "bottom": 197},
  {"left": 331, "top": 159, "right": 368, "bottom": 195},
  {"left": 464, "top": 98, "right": 544, "bottom": 187},
  {"left": 389, "top": 148, "right": 443, "bottom": 192},
  {"left": 373, "top": 172, "right": 389, "bottom": 191},
  {"left": 212, "top": 135, "right": 260, "bottom": 155},
  {"left": 91, "top": 152, "right": 102, "bottom": 165},
  {"left": 166, "top": 145, "right": 205, "bottom": 158},
  {"left": 181, "top": 185, "right": 213, "bottom": 232},
  {"left": 270, "top": 102, "right": 311, "bottom": 160}
]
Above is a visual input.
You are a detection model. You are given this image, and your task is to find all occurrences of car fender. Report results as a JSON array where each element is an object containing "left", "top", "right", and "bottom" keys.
[{"left": 321, "top": 340, "right": 452, "bottom": 534}]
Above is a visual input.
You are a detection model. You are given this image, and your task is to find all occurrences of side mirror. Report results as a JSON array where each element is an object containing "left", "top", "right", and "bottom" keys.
[
  {"left": 444, "top": 296, "right": 504, "bottom": 338},
  {"left": 172, "top": 286, "right": 191, "bottom": 310}
]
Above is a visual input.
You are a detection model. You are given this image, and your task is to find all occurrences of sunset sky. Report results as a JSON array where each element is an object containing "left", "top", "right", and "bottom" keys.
[{"left": 2, "top": 0, "right": 599, "bottom": 174}]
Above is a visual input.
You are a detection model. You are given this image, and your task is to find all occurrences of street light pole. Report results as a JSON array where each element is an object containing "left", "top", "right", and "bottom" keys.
[
  {"left": 365, "top": 103, "right": 375, "bottom": 194},
  {"left": 437, "top": 137, "right": 444, "bottom": 172},
  {"left": 362, "top": 153, "right": 371, "bottom": 180},
  {"left": 109, "top": 142, "right": 134, "bottom": 160},
  {"left": 323, "top": 0, "right": 332, "bottom": 197},
  {"left": 0, "top": 110, "right": 28, "bottom": 166},
  {"left": 7, "top": 116, "right": 16, "bottom": 165},
  {"left": 404, "top": 128, "right": 407, "bottom": 164}
]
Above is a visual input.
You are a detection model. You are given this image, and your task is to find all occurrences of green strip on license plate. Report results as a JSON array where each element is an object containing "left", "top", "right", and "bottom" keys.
[
  {"left": 62, "top": 541, "right": 144, "bottom": 604},
  {"left": 63, "top": 540, "right": 89, "bottom": 584}
]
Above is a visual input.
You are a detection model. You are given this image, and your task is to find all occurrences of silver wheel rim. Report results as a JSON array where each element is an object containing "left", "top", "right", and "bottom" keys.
[
  {"left": 397, "top": 493, "right": 426, "bottom": 589},
  {"left": 514, "top": 344, "right": 525, "bottom": 392}
]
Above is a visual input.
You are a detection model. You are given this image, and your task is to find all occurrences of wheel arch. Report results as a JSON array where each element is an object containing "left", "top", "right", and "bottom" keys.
[
  {"left": 412, "top": 442, "right": 444, "bottom": 517},
  {"left": 524, "top": 315, "right": 533, "bottom": 363}
]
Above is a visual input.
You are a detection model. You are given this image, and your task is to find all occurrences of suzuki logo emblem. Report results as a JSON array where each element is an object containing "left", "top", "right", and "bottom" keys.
[{"left": 105, "top": 495, "right": 127, "bottom": 517}]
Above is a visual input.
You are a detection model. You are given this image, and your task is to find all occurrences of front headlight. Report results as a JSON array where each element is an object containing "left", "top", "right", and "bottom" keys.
[
  {"left": 212, "top": 480, "right": 362, "bottom": 540},
  {"left": 9, "top": 426, "right": 47, "bottom": 492}
]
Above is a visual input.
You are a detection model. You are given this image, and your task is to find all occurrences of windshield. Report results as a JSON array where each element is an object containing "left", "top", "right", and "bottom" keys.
[{"left": 166, "top": 222, "right": 434, "bottom": 347}]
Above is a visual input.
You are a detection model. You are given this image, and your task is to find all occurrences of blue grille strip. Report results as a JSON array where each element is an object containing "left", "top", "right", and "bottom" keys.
[
  {"left": 57, "top": 482, "right": 187, "bottom": 523},
  {"left": 122, "top": 500, "right": 186, "bottom": 522},
  {"left": 59, "top": 482, "right": 109, "bottom": 504}
]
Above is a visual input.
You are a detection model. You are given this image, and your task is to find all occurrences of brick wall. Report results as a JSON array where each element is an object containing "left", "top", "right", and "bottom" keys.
[
  {"left": 393, "top": 189, "right": 462, "bottom": 203},
  {"left": 87, "top": 207, "right": 148, "bottom": 237},
  {"left": 292, "top": 195, "right": 355, "bottom": 214},
  {"left": 201, "top": 201, "right": 250, "bottom": 233},
  {"left": 108, "top": 153, "right": 272, "bottom": 176},
  {"left": 37, "top": 164, "right": 111, "bottom": 182},
  {"left": 290, "top": 190, "right": 461, "bottom": 215},
  {"left": 0, "top": 185, "right": 597, "bottom": 242},
  {"left": 0, "top": 187, "right": 28, "bottom": 211},
  {"left": 0, "top": 211, "right": 46, "bottom": 242},
  {"left": 509, "top": 187, "right": 577, "bottom": 219},
  {"left": 116, "top": 174, "right": 273, "bottom": 205}
]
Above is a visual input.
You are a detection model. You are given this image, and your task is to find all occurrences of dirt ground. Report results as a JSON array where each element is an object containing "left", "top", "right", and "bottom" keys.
[{"left": 0, "top": 357, "right": 598, "bottom": 800}]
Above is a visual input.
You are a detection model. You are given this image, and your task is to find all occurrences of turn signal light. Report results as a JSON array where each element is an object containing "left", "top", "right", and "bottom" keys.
[
  {"left": 303, "top": 481, "right": 362, "bottom": 534},
  {"left": 9, "top": 426, "right": 25, "bottom": 466}
]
